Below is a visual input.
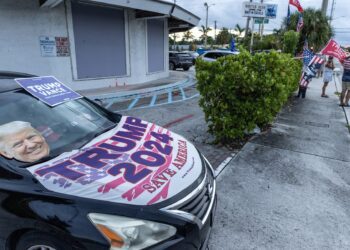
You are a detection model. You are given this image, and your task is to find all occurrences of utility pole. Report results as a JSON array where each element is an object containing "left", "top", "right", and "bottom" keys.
[
  {"left": 321, "top": 0, "right": 329, "bottom": 15},
  {"left": 204, "top": 2, "right": 215, "bottom": 48},
  {"left": 214, "top": 20, "right": 217, "bottom": 45},
  {"left": 244, "top": 0, "right": 253, "bottom": 39},
  {"left": 204, "top": 2, "right": 209, "bottom": 48},
  {"left": 173, "top": 33, "right": 177, "bottom": 50},
  {"left": 329, "top": 0, "right": 336, "bottom": 25}
]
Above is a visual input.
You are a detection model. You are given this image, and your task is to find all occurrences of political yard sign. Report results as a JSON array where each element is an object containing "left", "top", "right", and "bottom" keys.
[{"left": 15, "top": 76, "right": 82, "bottom": 106}]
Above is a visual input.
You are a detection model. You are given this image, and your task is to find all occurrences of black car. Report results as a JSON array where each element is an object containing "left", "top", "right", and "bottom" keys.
[
  {"left": 169, "top": 52, "right": 193, "bottom": 71},
  {"left": 0, "top": 72, "right": 216, "bottom": 250}
]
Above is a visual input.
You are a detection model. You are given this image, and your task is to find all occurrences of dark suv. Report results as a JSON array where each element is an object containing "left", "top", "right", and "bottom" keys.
[{"left": 169, "top": 52, "right": 193, "bottom": 71}]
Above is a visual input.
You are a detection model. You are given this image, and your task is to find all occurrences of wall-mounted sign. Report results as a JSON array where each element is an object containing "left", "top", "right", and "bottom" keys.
[
  {"left": 55, "top": 37, "right": 70, "bottom": 57},
  {"left": 39, "top": 36, "right": 56, "bottom": 57},
  {"left": 242, "top": 2, "right": 278, "bottom": 19},
  {"left": 39, "top": 36, "right": 70, "bottom": 57}
]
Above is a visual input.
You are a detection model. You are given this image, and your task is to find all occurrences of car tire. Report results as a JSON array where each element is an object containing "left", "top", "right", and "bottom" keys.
[
  {"left": 169, "top": 62, "right": 175, "bottom": 71},
  {"left": 16, "top": 232, "right": 72, "bottom": 250},
  {"left": 183, "top": 66, "right": 190, "bottom": 71}
]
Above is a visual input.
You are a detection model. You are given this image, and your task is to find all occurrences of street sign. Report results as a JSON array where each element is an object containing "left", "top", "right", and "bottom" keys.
[
  {"left": 254, "top": 18, "right": 269, "bottom": 24},
  {"left": 242, "top": 2, "right": 266, "bottom": 18},
  {"left": 265, "top": 4, "right": 278, "bottom": 19},
  {"left": 242, "top": 2, "right": 278, "bottom": 19}
]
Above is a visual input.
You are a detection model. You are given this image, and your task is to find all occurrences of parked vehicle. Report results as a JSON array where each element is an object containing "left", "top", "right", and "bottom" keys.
[
  {"left": 182, "top": 51, "right": 199, "bottom": 65},
  {"left": 0, "top": 72, "right": 216, "bottom": 250},
  {"left": 169, "top": 52, "right": 193, "bottom": 71},
  {"left": 200, "top": 50, "right": 239, "bottom": 62}
]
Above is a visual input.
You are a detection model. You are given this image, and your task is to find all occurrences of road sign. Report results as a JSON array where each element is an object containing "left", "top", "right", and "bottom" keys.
[
  {"left": 254, "top": 18, "right": 269, "bottom": 24},
  {"left": 265, "top": 4, "right": 278, "bottom": 19},
  {"left": 242, "top": 2, "right": 266, "bottom": 18},
  {"left": 243, "top": 2, "right": 278, "bottom": 19}
]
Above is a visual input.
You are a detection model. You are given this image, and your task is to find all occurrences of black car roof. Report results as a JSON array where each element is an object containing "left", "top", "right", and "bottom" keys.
[{"left": 0, "top": 71, "right": 36, "bottom": 93}]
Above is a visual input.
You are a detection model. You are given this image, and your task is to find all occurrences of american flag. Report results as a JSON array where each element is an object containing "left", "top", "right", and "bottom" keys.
[
  {"left": 297, "top": 14, "right": 304, "bottom": 32},
  {"left": 300, "top": 55, "right": 325, "bottom": 87},
  {"left": 303, "top": 48, "right": 314, "bottom": 66}
]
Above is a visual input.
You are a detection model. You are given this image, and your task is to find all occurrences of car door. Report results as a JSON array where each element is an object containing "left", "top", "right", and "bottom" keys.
[{"left": 202, "top": 52, "right": 218, "bottom": 62}]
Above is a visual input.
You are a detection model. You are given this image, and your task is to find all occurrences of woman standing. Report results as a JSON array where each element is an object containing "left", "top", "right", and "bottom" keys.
[{"left": 321, "top": 56, "right": 335, "bottom": 98}]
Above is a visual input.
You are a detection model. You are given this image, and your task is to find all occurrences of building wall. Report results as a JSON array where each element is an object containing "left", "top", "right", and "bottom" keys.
[{"left": 0, "top": 0, "right": 169, "bottom": 91}]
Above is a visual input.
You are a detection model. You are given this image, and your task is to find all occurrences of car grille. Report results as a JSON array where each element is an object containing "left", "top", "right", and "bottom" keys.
[{"left": 177, "top": 168, "right": 214, "bottom": 222}]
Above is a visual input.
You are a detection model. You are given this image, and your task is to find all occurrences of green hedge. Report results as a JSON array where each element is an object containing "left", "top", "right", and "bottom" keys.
[{"left": 196, "top": 49, "right": 302, "bottom": 142}]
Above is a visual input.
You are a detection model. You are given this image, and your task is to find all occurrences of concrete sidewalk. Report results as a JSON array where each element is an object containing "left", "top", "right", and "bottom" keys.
[{"left": 209, "top": 77, "right": 350, "bottom": 249}]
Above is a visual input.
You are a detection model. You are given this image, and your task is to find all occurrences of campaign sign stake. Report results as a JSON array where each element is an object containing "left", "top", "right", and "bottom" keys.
[{"left": 15, "top": 76, "right": 82, "bottom": 107}]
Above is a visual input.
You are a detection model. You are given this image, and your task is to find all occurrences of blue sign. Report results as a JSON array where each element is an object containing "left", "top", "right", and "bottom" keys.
[
  {"left": 265, "top": 4, "right": 278, "bottom": 19},
  {"left": 15, "top": 76, "right": 82, "bottom": 107}
]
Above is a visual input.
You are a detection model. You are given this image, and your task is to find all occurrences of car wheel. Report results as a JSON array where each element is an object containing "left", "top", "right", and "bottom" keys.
[
  {"left": 183, "top": 66, "right": 190, "bottom": 71},
  {"left": 16, "top": 232, "right": 72, "bottom": 250},
  {"left": 169, "top": 62, "right": 175, "bottom": 70}
]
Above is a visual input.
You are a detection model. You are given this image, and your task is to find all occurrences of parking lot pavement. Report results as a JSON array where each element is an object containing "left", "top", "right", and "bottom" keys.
[{"left": 209, "top": 78, "right": 350, "bottom": 249}]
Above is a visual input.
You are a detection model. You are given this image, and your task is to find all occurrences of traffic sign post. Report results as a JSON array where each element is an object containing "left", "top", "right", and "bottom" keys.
[{"left": 254, "top": 18, "right": 269, "bottom": 24}]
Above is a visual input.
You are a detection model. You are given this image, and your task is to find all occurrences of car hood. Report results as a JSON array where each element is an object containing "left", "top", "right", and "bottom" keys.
[{"left": 28, "top": 116, "right": 203, "bottom": 206}]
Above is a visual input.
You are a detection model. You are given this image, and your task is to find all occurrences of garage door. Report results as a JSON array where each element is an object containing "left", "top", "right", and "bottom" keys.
[
  {"left": 147, "top": 19, "right": 165, "bottom": 73},
  {"left": 71, "top": 2, "right": 127, "bottom": 79}
]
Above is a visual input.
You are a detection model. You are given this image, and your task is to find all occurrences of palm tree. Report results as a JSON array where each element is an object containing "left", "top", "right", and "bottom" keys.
[
  {"left": 234, "top": 24, "right": 245, "bottom": 37},
  {"left": 183, "top": 30, "right": 194, "bottom": 43},
  {"left": 199, "top": 25, "right": 212, "bottom": 47},
  {"left": 282, "top": 8, "right": 333, "bottom": 52}
]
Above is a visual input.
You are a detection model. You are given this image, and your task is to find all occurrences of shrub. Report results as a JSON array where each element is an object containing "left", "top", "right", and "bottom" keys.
[
  {"left": 283, "top": 30, "right": 299, "bottom": 55},
  {"left": 196, "top": 49, "right": 301, "bottom": 142}
]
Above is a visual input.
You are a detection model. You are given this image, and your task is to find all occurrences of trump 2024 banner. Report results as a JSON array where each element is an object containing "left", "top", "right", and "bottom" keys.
[{"left": 28, "top": 116, "right": 202, "bottom": 205}]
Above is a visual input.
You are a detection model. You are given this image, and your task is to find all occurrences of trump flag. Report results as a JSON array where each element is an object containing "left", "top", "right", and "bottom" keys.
[{"left": 320, "top": 39, "right": 348, "bottom": 63}]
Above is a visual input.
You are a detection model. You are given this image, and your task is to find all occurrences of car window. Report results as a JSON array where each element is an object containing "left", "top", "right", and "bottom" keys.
[
  {"left": 0, "top": 90, "right": 119, "bottom": 167},
  {"left": 204, "top": 52, "right": 217, "bottom": 59}
]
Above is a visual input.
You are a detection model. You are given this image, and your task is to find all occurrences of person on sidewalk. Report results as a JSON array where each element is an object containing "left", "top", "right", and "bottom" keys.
[
  {"left": 317, "top": 54, "right": 326, "bottom": 78},
  {"left": 340, "top": 55, "right": 350, "bottom": 106},
  {"left": 321, "top": 56, "right": 334, "bottom": 98}
]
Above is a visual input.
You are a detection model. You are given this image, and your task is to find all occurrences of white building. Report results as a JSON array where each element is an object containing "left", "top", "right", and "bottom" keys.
[{"left": 0, "top": 0, "right": 199, "bottom": 90}]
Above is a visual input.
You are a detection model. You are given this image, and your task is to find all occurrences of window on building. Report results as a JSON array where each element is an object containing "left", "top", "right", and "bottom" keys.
[
  {"left": 147, "top": 19, "right": 165, "bottom": 73},
  {"left": 71, "top": 2, "right": 127, "bottom": 79}
]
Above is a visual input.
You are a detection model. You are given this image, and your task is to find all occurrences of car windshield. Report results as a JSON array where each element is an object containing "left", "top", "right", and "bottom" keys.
[{"left": 0, "top": 90, "right": 119, "bottom": 167}]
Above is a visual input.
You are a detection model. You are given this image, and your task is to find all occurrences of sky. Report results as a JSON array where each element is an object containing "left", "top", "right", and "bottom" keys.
[{"left": 166, "top": 0, "right": 350, "bottom": 45}]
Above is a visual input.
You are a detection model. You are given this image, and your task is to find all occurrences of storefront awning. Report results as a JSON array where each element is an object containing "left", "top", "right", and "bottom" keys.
[{"left": 60, "top": 0, "right": 200, "bottom": 32}]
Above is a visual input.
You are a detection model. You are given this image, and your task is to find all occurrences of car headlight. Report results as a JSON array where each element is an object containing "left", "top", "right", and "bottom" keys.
[{"left": 88, "top": 213, "right": 177, "bottom": 250}]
